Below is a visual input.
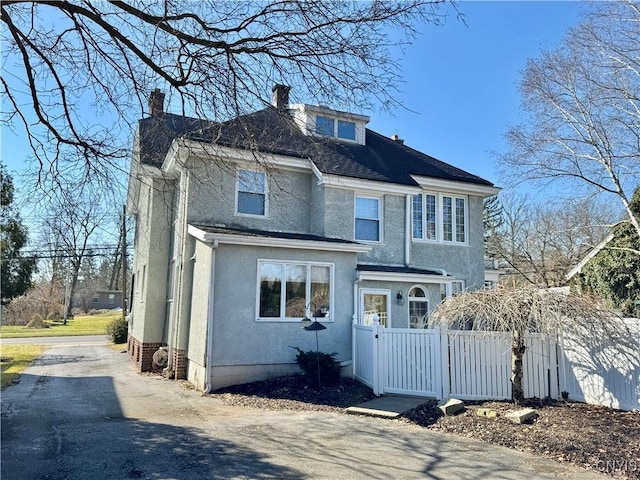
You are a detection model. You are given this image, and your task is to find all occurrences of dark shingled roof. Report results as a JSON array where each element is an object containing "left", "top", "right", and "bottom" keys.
[
  {"left": 191, "top": 223, "right": 362, "bottom": 245},
  {"left": 357, "top": 264, "right": 449, "bottom": 277},
  {"left": 137, "top": 107, "right": 494, "bottom": 187}
]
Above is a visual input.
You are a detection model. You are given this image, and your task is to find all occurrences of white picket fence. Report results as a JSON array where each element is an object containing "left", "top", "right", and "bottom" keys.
[{"left": 353, "top": 320, "right": 639, "bottom": 410}]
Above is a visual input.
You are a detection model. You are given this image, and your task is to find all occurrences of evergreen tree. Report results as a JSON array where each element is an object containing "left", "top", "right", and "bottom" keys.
[
  {"left": 1, "top": 165, "right": 37, "bottom": 304},
  {"left": 577, "top": 187, "right": 640, "bottom": 316}
]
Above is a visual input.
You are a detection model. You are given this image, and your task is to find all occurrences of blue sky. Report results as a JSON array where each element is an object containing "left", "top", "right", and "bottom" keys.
[
  {"left": 2, "top": 1, "right": 587, "bottom": 191},
  {"left": 369, "top": 1, "right": 588, "bottom": 188}
]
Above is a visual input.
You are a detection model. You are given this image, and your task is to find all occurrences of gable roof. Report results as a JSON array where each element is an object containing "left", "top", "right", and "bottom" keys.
[{"left": 137, "top": 107, "right": 494, "bottom": 188}]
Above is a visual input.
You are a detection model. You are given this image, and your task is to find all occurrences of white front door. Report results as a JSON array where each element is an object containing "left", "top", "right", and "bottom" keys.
[{"left": 360, "top": 289, "right": 390, "bottom": 326}]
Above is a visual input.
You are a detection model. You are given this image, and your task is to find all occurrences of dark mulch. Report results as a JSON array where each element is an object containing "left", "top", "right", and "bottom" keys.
[
  {"left": 403, "top": 399, "right": 640, "bottom": 479},
  {"left": 211, "top": 375, "right": 639, "bottom": 478},
  {"left": 211, "top": 375, "right": 375, "bottom": 412}
]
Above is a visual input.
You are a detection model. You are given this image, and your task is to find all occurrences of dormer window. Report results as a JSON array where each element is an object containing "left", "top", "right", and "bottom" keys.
[
  {"left": 290, "top": 104, "right": 369, "bottom": 145},
  {"left": 315, "top": 116, "right": 334, "bottom": 136},
  {"left": 337, "top": 120, "right": 356, "bottom": 140},
  {"left": 315, "top": 115, "right": 356, "bottom": 141}
]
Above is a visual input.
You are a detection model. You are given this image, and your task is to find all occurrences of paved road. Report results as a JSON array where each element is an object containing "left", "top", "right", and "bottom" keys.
[
  {"left": 0, "top": 334, "right": 109, "bottom": 346},
  {"left": 1, "top": 343, "right": 609, "bottom": 480}
]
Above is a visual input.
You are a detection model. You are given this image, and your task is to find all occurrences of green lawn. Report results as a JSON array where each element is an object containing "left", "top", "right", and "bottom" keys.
[
  {"left": 0, "top": 311, "right": 122, "bottom": 338},
  {"left": 0, "top": 344, "right": 47, "bottom": 389}
]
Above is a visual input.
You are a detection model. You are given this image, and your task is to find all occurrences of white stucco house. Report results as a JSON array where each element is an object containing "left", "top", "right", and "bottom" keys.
[{"left": 126, "top": 85, "right": 499, "bottom": 391}]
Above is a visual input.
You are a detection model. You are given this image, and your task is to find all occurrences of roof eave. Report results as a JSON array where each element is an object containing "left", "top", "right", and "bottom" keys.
[{"left": 188, "top": 224, "right": 371, "bottom": 253}]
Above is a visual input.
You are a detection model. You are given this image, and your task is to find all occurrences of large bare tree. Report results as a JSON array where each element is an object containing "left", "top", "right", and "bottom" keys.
[
  {"left": 487, "top": 193, "right": 613, "bottom": 287},
  {"left": 40, "top": 184, "right": 111, "bottom": 322},
  {"left": 500, "top": 1, "right": 640, "bottom": 239},
  {"left": 1, "top": 0, "right": 451, "bottom": 187}
]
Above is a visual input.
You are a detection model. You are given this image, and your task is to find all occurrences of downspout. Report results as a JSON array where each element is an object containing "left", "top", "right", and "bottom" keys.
[
  {"left": 204, "top": 239, "right": 218, "bottom": 393},
  {"left": 167, "top": 166, "right": 190, "bottom": 375},
  {"left": 404, "top": 194, "right": 411, "bottom": 266}
]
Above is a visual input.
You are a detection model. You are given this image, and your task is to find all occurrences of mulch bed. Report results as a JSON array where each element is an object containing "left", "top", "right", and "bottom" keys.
[{"left": 211, "top": 375, "right": 640, "bottom": 479}]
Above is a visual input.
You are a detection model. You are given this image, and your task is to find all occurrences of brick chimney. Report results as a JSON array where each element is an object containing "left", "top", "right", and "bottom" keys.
[
  {"left": 272, "top": 84, "right": 290, "bottom": 110},
  {"left": 149, "top": 88, "right": 165, "bottom": 117}
]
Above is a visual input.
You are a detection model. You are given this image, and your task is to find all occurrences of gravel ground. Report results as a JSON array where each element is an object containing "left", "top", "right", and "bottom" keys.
[{"left": 212, "top": 375, "right": 640, "bottom": 479}]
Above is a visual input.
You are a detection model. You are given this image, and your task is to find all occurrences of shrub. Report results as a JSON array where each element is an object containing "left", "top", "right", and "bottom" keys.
[
  {"left": 106, "top": 316, "right": 128, "bottom": 344},
  {"left": 46, "top": 311, "right": 61, "bottom": 321},
  {"left": 291, "top": 346, "right": 341, "bottom": 387},
  {"left": 26, "top": 314, "right": 48, "bottom": 329}
]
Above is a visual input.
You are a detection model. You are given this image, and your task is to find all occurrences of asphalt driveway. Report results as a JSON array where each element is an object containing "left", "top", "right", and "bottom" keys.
[{"left": 1, "top": 343, "right": 609, "bottom": 480}]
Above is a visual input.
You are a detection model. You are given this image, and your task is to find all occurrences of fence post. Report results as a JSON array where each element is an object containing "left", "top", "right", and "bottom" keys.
[
  {"left": 352, "top": 315, "right": 357, "bottom": 380},
  {"left": 439, "top": 327, "right": 450, "bottom": 400},
  {"left": 372, "top": 316, "right": 381, "bottom": 396}
]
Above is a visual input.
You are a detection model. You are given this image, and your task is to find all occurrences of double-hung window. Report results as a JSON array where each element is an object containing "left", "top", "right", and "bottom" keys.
[
  {"left": 355, "top": 196, "right": 381, "bottom": 242},
  {"left": 257, "top": 261, "right": 332, "bottom": 321},
  {"left": 412, "top": 193, "right": 466, "bottom": 244},
  {"left": 236, "top": 169, "right": 267, "bottom": 216}
]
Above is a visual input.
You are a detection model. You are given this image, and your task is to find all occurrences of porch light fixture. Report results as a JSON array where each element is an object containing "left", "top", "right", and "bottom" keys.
[
  {"left": 301, "top": 303, "right": 328, "bottom": 389},
  {"left": 396, "top": 290, "right": 404, "bottom": 306}
]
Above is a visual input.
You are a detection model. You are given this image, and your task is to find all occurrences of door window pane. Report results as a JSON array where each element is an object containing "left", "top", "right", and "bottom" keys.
[{"left": 363, "top": 293, "right": 387, "bottom": 326}]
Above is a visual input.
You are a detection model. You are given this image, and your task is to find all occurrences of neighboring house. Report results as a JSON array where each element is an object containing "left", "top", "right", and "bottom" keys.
[
  {"left": 126, "top": 85, "right": 499, "bottom": 391},
  {"left": 91, "top": 290, "right": 123, "bottom": 310},
  {"left": 483, "top": 257, "right": 506, "bottom": 289}
]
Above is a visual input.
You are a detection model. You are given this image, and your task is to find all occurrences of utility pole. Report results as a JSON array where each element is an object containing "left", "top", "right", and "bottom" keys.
[{"left": 122, "top": 205, "right": 127, "bottom": 320}]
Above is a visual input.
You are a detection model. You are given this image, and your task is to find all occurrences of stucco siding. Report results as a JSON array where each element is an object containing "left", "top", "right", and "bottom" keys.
[
  {"left": 321, "top": 188, "right": 354, "bottom": 239},
  {"left": 209, "top": 244, "right": 357, "bottom": 375},
  {"left": 130, "top": 178, "right": 175, "bottom": 342},
  {"left": 184, "top": 159, "right": 313, "bottom": 233},
  {"left": 356, "top": 280, "right": 442, "bottom": 328},
  {"left": 187, "top": 240, "right": 211, "bottom": 365},
  {"left": 410, "top": 195, "right": 485, "bottom": 289},
  {"left": 357, "top": 194, "right": 406, "bottom": 265}
]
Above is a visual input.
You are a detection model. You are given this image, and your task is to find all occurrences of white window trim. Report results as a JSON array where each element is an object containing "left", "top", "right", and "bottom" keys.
[
  {"left": 255, "top": 259, "right": 335, "bottom": 322},
  {"left": 234, "top": 167, "right": 269, "bottom": 218},
  {"left": 412, "top": 192, "right": 468, "bottom": 245},
  {"left": 354, "top": 194, "right": 383, "bottom": 244}
]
